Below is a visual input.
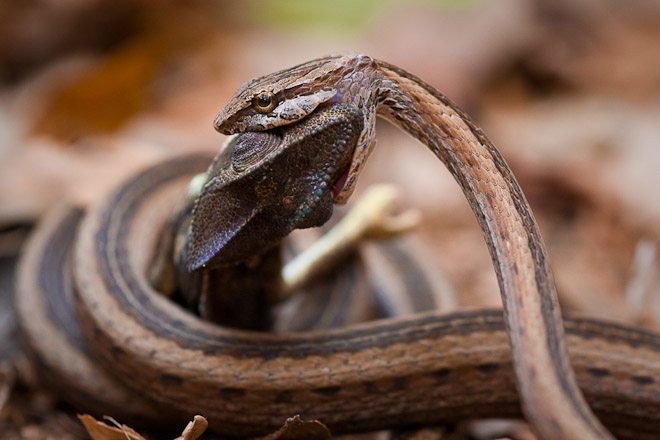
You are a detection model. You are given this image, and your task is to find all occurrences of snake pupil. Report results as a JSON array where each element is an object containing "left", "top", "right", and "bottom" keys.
[
  {"left": 253, "top": 92, "right": 277, "bottom": 113},
  {"left": 258, "top": 94, "right": 271, "bottom": 107}
]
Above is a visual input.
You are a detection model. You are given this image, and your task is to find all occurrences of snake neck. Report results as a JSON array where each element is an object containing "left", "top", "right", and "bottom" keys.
[
  {"left": 368, "top": 61, "right": 612, "bottom": 440},
  {"left": 375, "top": 61, "right": 545, "bottom": 307}
]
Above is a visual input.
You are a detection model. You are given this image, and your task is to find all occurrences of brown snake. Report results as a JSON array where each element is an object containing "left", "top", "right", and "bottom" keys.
[{"left": 14, "top": 54, "right": 660, "bottom": 439}]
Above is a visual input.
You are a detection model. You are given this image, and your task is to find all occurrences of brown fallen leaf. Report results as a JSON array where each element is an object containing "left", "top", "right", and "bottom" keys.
[
  {"left": 78, "top": 414, "right": 145, "bottom": 440},
  {"left": 174, "top": 415, "right": 208, "bottom": 440},
  {"left": 78, "top": 414, "right": 208, "bottom": 440},
  {"left": 258, "top": 415, "right": 332, "bottom": 440}
]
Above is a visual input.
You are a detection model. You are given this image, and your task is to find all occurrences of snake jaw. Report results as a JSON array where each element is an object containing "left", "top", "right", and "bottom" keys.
[
  {"left": 214, "top": 89, "right": 338, "bottom": 135},
  {"left": 331, "top": 168, "right": 350, "bottom": 200},
  {"left": 213, "top": 54, "right": 371, "bottom": 136}
]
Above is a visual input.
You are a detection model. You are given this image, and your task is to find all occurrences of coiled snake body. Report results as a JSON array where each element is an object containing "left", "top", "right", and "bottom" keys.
[{"left": 15, "top": 54, "right": 660, "bottom": 439}]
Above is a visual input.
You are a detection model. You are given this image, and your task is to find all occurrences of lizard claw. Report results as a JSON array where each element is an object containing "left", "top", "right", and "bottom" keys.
[{"left": 281, "top": 183, "right": 420, "bottom": 296}]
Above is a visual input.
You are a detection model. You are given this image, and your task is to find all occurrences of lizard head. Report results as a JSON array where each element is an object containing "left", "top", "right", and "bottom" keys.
[{"left": 188, "top": 103, "right": 364, "bottom": 270}]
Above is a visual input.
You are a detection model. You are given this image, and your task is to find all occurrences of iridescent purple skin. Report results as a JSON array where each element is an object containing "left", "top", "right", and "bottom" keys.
[{"left": 187, "top": 103, "right": 364, "bottom": 270}]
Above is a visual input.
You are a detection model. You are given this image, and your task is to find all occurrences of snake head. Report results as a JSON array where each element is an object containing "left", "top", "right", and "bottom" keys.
[
  {"left": 213, "top": 54, "right": 381, "bottom": 205},
  {"left": 188, "top": 104, "right": 364, "bottom": 270},
  {"left": 213, "top": 55, "right": 354, "bottom": 134}
]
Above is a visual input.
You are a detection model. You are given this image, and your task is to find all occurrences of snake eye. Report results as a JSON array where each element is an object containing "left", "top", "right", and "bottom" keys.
[{"left": 251, "top": 91, "right": 278, "bottom": 114}]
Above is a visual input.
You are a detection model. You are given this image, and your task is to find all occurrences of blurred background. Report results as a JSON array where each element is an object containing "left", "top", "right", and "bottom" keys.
[{"left": 2, "top": 0, "right": 660, "bottom": 437}]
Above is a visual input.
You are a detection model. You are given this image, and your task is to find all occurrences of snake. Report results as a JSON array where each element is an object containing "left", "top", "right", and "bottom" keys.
[{"left": 13, "top": 54, "right": 660, "bottom": 439}]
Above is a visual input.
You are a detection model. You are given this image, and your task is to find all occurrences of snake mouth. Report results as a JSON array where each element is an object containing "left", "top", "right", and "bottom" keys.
[{"left": 331, "top": 168, "right": 350, "bottom": 200}]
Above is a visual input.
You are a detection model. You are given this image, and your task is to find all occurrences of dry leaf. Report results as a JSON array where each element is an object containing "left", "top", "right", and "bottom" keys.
[
  {"left": 174, "top": 415, "right": 208, "bottom": 440},
  {"left": 78, "top": 414, "right": 145, "bottom": 440},
  {"left": 258, "top": 415, "right": 332, "bottom": 440},
  {"left": 79, "top": 414, "right": 208, "bottom": 440}
]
